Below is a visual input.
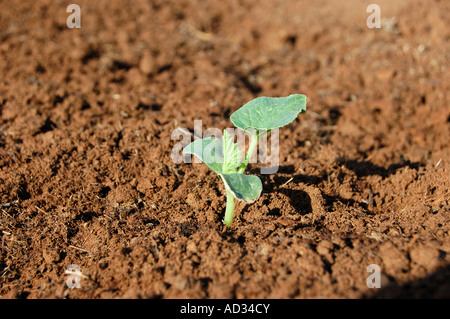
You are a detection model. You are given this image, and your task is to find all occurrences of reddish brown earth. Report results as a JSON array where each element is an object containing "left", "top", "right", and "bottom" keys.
[{"left": 0, "top": 0, "right": 449, "bottom": 299}]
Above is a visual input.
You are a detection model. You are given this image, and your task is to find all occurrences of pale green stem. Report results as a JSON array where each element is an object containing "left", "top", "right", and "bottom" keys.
[
  {"left": 238, "top": 131, "right": 258, "bottom": 174},
  {"left": 223, "top": 190, "right": 235, "bottom": 226},
  {"left": 225, "top": 130, "right": 259, "bottom": 226}
]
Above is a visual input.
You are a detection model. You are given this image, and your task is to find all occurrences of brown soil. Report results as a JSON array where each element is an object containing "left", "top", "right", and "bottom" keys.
[{"left": 0, "top": 0, "right": 449, "bottom": 299}]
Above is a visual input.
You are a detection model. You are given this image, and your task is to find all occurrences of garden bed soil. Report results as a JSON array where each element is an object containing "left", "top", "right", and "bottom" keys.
[{"left": 0, "top": 0, "right": 449, "bottom": 298}]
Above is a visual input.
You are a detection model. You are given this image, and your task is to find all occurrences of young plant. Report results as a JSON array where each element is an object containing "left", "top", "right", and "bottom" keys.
[{"left": 183, "top": 94, "right": 307, "bottom": 226}]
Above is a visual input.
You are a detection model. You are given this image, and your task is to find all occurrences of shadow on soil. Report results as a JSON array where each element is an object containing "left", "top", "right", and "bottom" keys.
[
  {"left": 338, "top": 158, "right": 424, "bottom": 178},
  {"left": 364, "top": 264, "right": 450, "bottom": 298},
  {"left": 259, "top": 165, "right": 367, "bottom": 215},
  {"left": 277, "top": 188, "right": 313, "bottom": 216},
  {"left": 254, "top": 157, "right": 423, "bottom": 215}
]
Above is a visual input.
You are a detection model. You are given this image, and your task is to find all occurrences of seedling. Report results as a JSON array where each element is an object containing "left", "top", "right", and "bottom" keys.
[{"left": 183, "top": 94, "right": 307, "bottom": 226}]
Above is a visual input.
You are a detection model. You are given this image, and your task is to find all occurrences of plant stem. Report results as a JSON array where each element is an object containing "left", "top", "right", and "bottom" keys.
[
  {"left": 238, "top": 130, "right": 258, "bottom": 174},
  {"left": 223, "top": 190, "right": 235, "bottom": 226}
]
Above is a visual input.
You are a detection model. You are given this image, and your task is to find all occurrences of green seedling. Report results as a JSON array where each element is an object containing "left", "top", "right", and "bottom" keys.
[{"left": 183, "top": 94, "right": 307, "bottom": 226}]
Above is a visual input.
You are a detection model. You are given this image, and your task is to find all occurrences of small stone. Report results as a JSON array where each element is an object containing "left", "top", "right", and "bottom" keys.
[{"left": 139, "top": 52, "right": 155, "bottom": 75}]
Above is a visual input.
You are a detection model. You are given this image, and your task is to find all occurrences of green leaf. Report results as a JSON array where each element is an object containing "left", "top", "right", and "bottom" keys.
[
  {"left": 220, "top": 173, "right": 262, "bottom": 203},
  {"left": 222, "top": 130, "right": 241, "bottom": 174},
  {"left": 182, "top": 137, "right": 223, "bottom": 174},
  {"left": 230, "top": 94, "right": 306, "bottom": 132}
]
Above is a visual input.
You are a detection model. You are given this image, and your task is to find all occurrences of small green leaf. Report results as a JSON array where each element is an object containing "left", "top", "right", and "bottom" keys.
[
  {"left": 230, "top": 94, "right": 306, "bottom": 132},
  {"left": 222, "top": 130, "right": 241, "bottom": 174},
  {"left": 220, "top": 173, "right": 262, "bottom": 203},
  {"left": 182, "top": 137, "right": 223, "bottom": 174}
]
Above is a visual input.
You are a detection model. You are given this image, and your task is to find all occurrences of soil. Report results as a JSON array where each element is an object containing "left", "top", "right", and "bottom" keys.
[{"left": 0, "top": 0, "right": 449, "bottom": 299}]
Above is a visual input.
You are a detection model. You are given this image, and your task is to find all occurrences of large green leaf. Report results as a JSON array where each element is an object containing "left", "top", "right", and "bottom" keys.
[
  {"left": 182, "top": 137, "right": 223, "bottom": 174},
  {"left": 220, "top": 173, "right": 262, "bottom": 203},
  {"left": 230, "top": 94, "right": 306, "bottom": 131},
  {"left": 222, "top": 130, "right": 241, "bottom": 174}
]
